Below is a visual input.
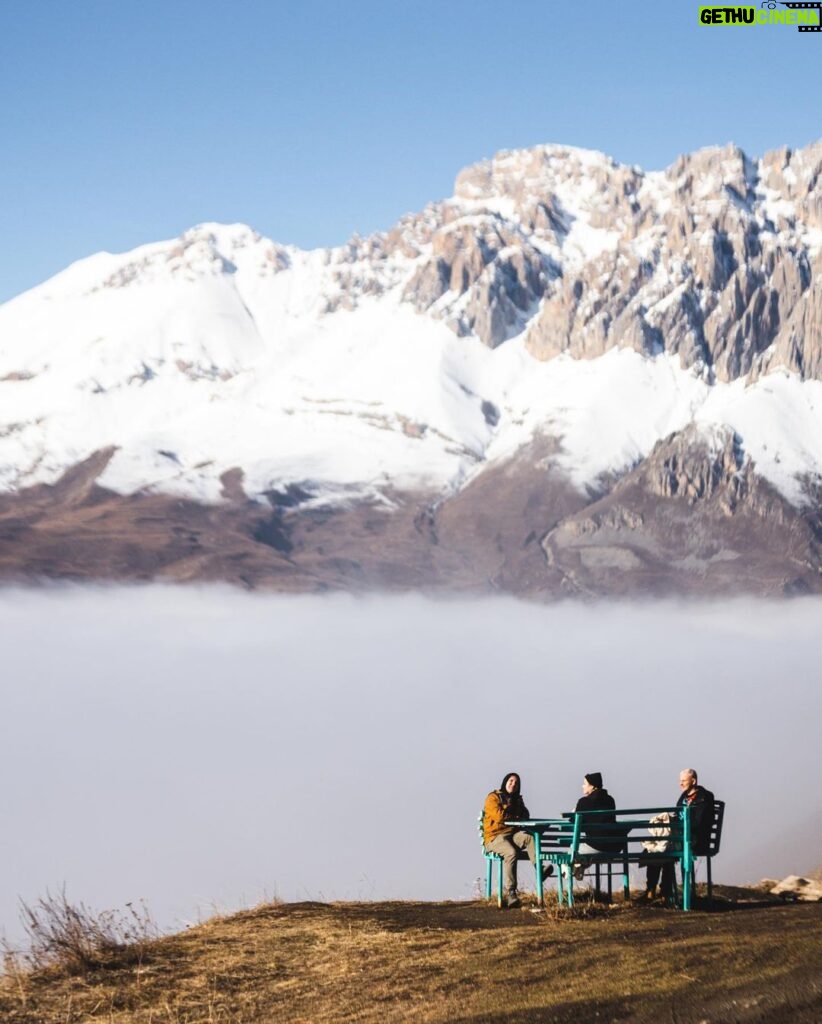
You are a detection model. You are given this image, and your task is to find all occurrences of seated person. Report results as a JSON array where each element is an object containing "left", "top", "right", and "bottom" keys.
[
  {"left": 483, "top": 772, "right": 551, "bottom": 908},
  {"left": 643, "top": 767, "right": 715, "bottom": 901},
  {"left": 573, "top": 772, "right": 618, "bottom": 879}
]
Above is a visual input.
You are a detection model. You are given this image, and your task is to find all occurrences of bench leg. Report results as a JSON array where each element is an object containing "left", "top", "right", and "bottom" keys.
[
  {"left": 596, "top": 862, "right": 613, "bottom": 903},
  {"left": 556, "top": 864, "right": 566, "bottom": 907},
  {"left": 485, "top": 858, "right": 492, "bottom": 901}
]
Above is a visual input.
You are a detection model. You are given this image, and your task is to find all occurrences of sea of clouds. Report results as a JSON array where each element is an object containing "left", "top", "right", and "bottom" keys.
[{"left": 1, "top": 586, "right": 819, "bottom": 943}]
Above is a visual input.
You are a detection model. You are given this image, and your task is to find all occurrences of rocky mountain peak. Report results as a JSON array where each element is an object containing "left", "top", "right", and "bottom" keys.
[
  {"left": 93, "top": 223, "right": 293, "bottom": 292},
  {"left": 454, "top": 144, "right": 619, "bottom": 201},
  {"left": 386, "top": 139, "right": 817, "bottom": 371}
]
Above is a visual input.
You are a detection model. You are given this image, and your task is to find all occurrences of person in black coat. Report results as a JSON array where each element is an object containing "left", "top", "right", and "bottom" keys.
[
  {"left": 644, "top": 768, "right": 715, "bottom": 900},
  {"left": 573, "top": 772, "right": 619, "bottom": 878}
]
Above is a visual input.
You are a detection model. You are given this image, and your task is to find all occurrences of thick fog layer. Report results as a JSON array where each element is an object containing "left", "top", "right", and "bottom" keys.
[{"left": 1, "top": 587, "right": 819, "bottom": 943}]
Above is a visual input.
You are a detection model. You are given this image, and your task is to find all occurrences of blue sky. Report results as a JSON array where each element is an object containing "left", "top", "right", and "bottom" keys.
[{"left": 1, "top": 0, "right": 821, "bottom": 303}]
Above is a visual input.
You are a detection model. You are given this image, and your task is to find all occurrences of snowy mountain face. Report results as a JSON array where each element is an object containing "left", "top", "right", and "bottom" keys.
[{"left": 2, "top": 141, "right": 822, "bottom": 596}]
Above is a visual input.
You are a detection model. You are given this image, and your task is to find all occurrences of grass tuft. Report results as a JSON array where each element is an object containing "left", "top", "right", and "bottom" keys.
[{"left": 2, "top": 889, "right": 158, "bottom": 976}]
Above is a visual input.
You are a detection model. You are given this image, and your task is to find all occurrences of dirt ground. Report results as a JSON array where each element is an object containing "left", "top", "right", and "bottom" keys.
[{"left": 1, "top": 887, "right": 821, "bottom": 1023}]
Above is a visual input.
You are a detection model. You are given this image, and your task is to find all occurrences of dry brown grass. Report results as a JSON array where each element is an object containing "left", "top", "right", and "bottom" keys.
[
  {"left": 1, "top": 887, "right": 821, "bottom": 1024},
  {"left": 6, "top": 890, "right": 158, "bottom": 975}
]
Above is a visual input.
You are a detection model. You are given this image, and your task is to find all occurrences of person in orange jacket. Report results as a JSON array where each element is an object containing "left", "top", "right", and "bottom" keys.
[{"left": 483, "top": 771, "right": 544, "bottom": 908}]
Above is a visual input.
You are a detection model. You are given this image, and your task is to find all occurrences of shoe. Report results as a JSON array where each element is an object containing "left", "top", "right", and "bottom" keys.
[
  {"left": 536, "top": 863, "right": 555, "bottom": 877},
  {"left": 504, "top": 891, "right": 521, "bottom": 909},
  {"left": 573, "top": 863, "right": 585, "bottom": 881}
]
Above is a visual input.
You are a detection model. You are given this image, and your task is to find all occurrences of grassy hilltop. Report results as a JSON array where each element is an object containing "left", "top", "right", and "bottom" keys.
[{"left": 1, "top": 887, "right": 821, "bottom": 1023}]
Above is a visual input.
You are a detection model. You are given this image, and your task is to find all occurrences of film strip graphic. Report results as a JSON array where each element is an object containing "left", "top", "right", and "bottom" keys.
[{"left": 778, "top": 2, "right": 822, "bottom": 31}]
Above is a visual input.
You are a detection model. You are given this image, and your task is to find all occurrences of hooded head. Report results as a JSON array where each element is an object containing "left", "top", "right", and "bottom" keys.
[
  {"left": 584, "top": 772, "right": 603, "bottom": 790},
  {"left": 500, "top": 772, "right": 521, "bottom": 796}
]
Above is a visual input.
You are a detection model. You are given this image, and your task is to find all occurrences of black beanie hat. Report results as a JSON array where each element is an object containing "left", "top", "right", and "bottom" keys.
[{"left": 585, "top": 772, "right": 603, "bottom": 789}]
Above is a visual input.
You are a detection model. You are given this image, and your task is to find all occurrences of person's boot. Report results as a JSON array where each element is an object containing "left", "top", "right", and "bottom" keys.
[{"left": 503, "top": 890, "right": 521, "bottom": 909}]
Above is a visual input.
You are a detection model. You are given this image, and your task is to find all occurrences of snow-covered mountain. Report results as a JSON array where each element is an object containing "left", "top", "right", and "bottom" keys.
[{"left": 2, "top": 141, "right": 822, "bottom": 596}]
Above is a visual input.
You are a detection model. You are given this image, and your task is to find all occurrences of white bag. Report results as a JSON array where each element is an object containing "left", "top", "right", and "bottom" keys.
[{"left": 641, "top": 811, "right": 671, "bottom": 853}]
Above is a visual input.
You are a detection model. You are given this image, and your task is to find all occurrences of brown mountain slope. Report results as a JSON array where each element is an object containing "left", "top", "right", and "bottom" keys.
[{"left": 2, "top": 437, "right": 821, "bottom": 596}]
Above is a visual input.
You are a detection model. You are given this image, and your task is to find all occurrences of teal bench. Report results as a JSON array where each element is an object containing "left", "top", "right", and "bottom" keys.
[{"left": 508, "top": 801, "right": 724, "bottom": 911}]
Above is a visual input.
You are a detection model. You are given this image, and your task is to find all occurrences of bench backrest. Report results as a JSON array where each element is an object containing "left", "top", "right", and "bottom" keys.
[
  {"left": 553, "top": 802, "right": 725, "bottom": 859},
  {"left": 548, "top": 806, "right": 685, "bottom": 859}
]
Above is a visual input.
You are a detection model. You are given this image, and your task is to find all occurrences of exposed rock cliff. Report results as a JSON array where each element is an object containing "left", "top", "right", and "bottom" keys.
[{"left": 396, "top": 142, "right": 822, "bottom": 382}]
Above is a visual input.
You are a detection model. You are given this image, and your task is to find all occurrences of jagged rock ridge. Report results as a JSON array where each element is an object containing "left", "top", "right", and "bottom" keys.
[{"left": 395, "top": 142, "right": 822, "bottom": 382}]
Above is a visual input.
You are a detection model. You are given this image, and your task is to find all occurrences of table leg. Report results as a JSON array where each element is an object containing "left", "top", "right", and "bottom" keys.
[{"left": 535, "top": 832, "right": 544, "bottom": 906}]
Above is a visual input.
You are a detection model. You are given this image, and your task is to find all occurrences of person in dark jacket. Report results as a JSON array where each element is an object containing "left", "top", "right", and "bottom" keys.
[
  {"left": 573, "top": 772, "right": 618, "bottom": 879},
  {"left": 643, "top": 768, "right": 715, "bottom": 901},
  {"left": 483, "top": 772, "right": 545, "bottom": 907}
]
